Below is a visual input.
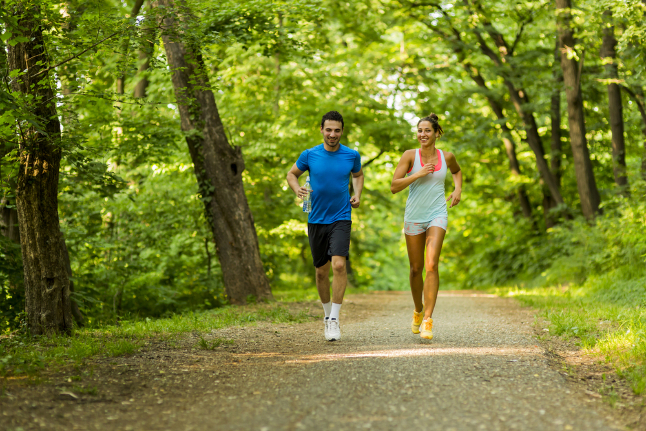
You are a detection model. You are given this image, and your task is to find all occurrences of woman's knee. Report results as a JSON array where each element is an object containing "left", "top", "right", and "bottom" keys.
[
  {"left": 409, "top": 265, "right": 424, "bottom": 278},
  {"left": 425, "top": 261, "right": 439, "bottom": 274}
]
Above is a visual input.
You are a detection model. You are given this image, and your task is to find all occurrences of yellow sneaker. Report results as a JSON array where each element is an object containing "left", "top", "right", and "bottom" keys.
[
  {"left": 411, "top": 310, "right": 423, "bottom": 334},
  {"left": 420, "top": 318, "right": 433, "bottom": 340}
]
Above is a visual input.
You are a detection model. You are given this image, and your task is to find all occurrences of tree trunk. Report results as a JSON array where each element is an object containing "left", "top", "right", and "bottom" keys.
[
  {"left": 133, "top": 2, "right": 156, "bottom": 98},
  {"left": 116, "top": 0, "right": 145, "bottom": 95},
  {"left": 601, "top": 10, "right": 628, "bottom": 194},
  {"left": 417, "top": 9, "right": 562, "bottom": 211},
  {"left": 59, "top": 235, "right": 84, "bottom": 326},
  {"left": 622, "top": 85, "right": 646, "bottom": 180},
  {"left": 469, "top": 34, "right": 565, "bottom": 206},
  {"left": 6, "top": 5, "right": 73, "bottom": 335},
  {"left": 133, "top": 48, "right": 152, "bottom": 98},
  {"left": 1, "top": 198, "right": 20, "bottom": 244},
  {"left": 465, "top": 68, "right": 533, "bottom": 221},
  {"left": 156, "top": 0, "right": 272, "bottom": 304},
  {"left": 545, "top": 38, "right": 563, "bottom": 228},
  {"left": 556, "top": 0, "right": 601, "bottom": 219}
]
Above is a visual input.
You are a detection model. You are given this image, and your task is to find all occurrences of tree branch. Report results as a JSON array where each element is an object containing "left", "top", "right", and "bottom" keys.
[
  {"left": 510, "top": 16, "right": 533, "bottom": 56},
  {"left": 31, "top": 31, "right": 120, "bottom": 79},
  {"left": 362, "top": 149, "right": 385, "bottom": 170},
  {"left": 621, "top": 85, "right": 646, "bottom": 124}
]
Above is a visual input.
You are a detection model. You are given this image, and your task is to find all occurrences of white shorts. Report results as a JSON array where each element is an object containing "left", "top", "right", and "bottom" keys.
[{"left": 404, "top": 217, "right": 448, "bottom": 236}]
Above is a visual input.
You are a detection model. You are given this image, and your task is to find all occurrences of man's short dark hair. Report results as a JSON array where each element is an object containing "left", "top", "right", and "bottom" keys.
[{"left": 321, "top": 111, "right": 344, "bottom": 129}]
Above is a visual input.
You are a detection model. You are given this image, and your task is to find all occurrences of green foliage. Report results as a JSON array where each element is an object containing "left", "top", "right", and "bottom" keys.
[
  {"left": 504, "top": 283, "right": 646, "bottom": 395},
  {"left": 0, "top": 301, "right": 312, "bottom": 377},
  {"left": 0, "top": 236, "right": 23, "bottom": 332},
  {"left": 0, "top": 0, "right": 645, "bottom": 386}
]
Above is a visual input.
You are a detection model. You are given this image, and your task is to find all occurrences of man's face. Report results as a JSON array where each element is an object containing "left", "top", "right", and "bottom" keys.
[{"left": 320, "top": 120, "right": 343, "bottom": 147}]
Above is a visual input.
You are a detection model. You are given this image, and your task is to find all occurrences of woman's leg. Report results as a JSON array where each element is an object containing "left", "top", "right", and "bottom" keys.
[
  {"left": 405, "top": 232, "right": 426, "bottom": 313},
  {"left": 423, "top": 226, "right": 446, "bottom": 320}
]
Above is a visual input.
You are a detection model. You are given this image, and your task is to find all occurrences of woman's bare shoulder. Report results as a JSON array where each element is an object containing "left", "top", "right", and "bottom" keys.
[{"left": 442, "top": 150, "right": 456, "bottom": 161}]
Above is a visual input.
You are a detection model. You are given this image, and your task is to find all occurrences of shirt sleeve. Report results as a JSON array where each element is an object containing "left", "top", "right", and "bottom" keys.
[
  {"left": 296, "top": 149, "right": 309, "bottom": 172},
  {"left": 351, "top": 150, "right": 362, "bottom": 173}
]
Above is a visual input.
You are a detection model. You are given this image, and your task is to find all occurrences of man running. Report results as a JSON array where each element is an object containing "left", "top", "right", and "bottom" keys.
[{"left": 286, "top": 111, "right": 364, "bottom": 341}]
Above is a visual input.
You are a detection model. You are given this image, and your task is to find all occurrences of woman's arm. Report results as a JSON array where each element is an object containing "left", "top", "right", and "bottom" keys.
[
  {"left": 390, "top": 150, "right": 435, "bottom": 194},
  {"left": 445, "top": 152, "right": 462, "bottom": 208}
]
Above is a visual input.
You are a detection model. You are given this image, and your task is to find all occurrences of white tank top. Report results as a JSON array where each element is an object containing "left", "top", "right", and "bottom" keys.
[{"left": 404, "top": 148, "right": 448, "bottom": 223}]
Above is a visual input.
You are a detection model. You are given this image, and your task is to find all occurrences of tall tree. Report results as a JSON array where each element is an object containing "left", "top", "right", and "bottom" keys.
[
  {"left": 545, "top": 37, "right": 563, "bottom": 227},
  {"left": 556, "top": 0, "right": 601, "bottom": 219},
  {"left": 116, "top": 0, "right": 145, "bottom": 95},
  {"left": 155, "top": 0, "right": 272, "bottom": 304},
  {"left": 413, "top": 12, "right": 536, "bottom": 221},
  {"left": 622, "top": 85, "right": 646, "bottom": 181},
  {"left": 133, "top": 2, "right": 156, "bottom": 98},
  {"left": 600, "top": 10, "right": 628, "bottom": 194},
  {"left": 450, "top": 1, "right": 566, "bottom": 206},
  {"left": 6, "top": 3, "right": 73, "bottom": 335}
]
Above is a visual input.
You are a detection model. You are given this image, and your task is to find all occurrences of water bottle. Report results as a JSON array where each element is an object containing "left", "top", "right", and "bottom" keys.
[{"left": 302, "top": 176, "right": 312, "bottom": 213}]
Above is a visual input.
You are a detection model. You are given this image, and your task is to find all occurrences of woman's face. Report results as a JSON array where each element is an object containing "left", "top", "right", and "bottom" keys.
[{"left": 417, "top": 121, "right": 439, "bottom": 145}]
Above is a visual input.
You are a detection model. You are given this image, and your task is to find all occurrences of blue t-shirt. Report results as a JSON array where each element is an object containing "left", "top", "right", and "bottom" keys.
[{"left": 296, "top": 143, "right": 362, "bottom": 224}]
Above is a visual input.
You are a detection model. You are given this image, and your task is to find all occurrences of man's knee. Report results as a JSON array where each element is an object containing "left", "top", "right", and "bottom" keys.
[
  {"left": 315, "top": 267, "right": 329, "bottom": 281},
  {"left": 331, "top": 258, "right": 346, "bottom": 273}
]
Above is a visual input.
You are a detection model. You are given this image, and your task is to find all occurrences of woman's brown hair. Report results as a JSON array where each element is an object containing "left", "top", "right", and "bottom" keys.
[{"left": 417, "top": 113, "right": 444, "bottom": 137}]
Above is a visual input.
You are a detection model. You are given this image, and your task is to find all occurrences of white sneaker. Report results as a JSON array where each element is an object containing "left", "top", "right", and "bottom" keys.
[
  {"left": 324, "top": 318, "right": 329, "bottom": 340},
  {"left": 327, "top": 319, "right": 341, "bottom": 341}
]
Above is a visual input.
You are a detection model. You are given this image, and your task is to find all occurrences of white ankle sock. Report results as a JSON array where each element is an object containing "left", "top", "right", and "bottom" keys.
[
  {"left": 330, "top": 303, "right": 342, "bottom": 320},
  {"left": 322, "top": 301, "right": 332, "bottom": 319}
]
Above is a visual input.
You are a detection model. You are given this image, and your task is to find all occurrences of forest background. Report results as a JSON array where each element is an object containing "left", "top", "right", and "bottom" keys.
[{"left": 1, "top": 0, "right": 646, "bottom": 391}]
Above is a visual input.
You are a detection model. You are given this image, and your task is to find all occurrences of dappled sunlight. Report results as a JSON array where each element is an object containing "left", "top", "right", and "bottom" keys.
[
  {"left": 438, "top": 291, "right": 497, "bottom": 298},
  {"left": 229, "top": 345, "right": 541, "bottom": 365}
]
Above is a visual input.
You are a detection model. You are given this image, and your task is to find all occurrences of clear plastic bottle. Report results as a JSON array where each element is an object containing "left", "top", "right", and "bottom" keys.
[{"left": 302, "top": 176, "right": 312, "bottom": 213}]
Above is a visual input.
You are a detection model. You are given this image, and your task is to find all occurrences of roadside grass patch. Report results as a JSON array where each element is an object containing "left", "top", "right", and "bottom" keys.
[
  {"left": 197, "top": 336, "right": 235, "bottom": 350},
  {"left": 497, "top": 283, "right": 646, "bottom": 394},
  {"left": 0, "top": 302, "right": 312, "bottom": 379}
]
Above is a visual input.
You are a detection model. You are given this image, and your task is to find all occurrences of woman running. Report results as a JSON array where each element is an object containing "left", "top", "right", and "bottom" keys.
[{"left": 390, "top": 113, "right": 462, "bottom": 340}]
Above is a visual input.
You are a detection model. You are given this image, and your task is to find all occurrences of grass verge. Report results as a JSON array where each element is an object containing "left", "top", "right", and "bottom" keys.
[
  {"left": 496, "top": 284, "right": 646, "bottom": 395},
  {"left": 0, "top": 301, "right": 312, "bottom": 379}
]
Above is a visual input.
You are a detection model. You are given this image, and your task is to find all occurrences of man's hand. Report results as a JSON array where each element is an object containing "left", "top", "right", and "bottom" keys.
[
  {"left": 446, "top": 189, "right": 461, "bottom": 208},
  {"left": 350, "top": 195, "right": 361, "bottom": 208},
  {"left": 296, "top": 186, "right": 310, "bottom": 199}
]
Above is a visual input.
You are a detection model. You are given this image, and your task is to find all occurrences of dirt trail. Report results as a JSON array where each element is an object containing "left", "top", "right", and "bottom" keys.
[{"left": 1, "top": 292, "right": 625, "bottom": 430}]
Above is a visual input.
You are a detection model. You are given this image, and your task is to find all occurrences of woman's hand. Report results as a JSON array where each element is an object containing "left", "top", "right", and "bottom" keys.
[
  {"left": 446, "top": 189, "right": 461, "bottom": 208},
  {"left": 415, "top": 164, "right": 435, "bottom": 178}
]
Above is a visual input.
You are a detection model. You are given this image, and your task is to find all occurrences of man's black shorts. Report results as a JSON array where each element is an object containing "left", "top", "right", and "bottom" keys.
[{"left": 307, "top": 220, "right": 352, "bottom": 268}]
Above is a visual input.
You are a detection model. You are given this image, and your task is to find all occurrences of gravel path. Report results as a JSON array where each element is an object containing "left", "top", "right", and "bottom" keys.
[{"left": 1, "top": 291, "right": 623, "bottom": 430}]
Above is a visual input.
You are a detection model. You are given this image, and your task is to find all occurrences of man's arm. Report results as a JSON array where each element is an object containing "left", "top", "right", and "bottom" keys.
[
  {"left": 350, "top": 169, "right": 364, "bottom": 208},
  {"left": 286, "top": 163, "right": 309, "bottom": 199}
]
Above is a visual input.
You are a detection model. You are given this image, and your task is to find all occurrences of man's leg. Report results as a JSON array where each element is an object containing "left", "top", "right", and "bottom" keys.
[
  {"left": 315, "top": 261, "right": 331, "bottom": 304},
  {"left": 326, "top": 221, "right": 351, "bottom": 340},
  {"left": 309, "top": 223, "right": 332, "bottom": 321},
  {"left": 331, "top": 256, "right": 347, "bottom": 304}
]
